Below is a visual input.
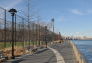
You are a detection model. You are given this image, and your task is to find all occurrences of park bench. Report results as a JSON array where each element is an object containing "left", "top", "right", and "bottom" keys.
[
  {"left": 31, "top": 46, "right": 45, "bottom": 54},
  {"left": 29, "top": 46, "right": 38, "bottom": 53},
  {"left": 26, "top": 46, "right": 45, "bottom": 54},
  {"left": 25, "top": 46, "right": 38, "bottom": 54}
]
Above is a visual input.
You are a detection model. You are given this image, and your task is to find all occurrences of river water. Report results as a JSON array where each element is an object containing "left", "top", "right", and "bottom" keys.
[{"left": 73, "top": 40, "right": 92, "bottom": 63}]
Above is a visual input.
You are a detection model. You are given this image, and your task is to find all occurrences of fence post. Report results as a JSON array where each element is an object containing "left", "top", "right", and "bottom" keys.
[{"left": 4, "top": 9, "right": 6, "bottom": 48}]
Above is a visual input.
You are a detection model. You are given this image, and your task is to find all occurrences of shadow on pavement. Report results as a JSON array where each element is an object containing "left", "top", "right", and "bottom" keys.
[
  {"left": 10, "top": 59, "right": 25, "bottom": 63},
  {"left": 11, "top": 48, "right": 48, "bottom": 63},
  {"left": 35, "top": 48, "right": 48, "bottom": 54}
]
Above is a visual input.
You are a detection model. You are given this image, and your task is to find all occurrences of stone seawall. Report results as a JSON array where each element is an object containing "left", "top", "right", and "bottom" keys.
[{"left": 69, "top": 40, "right": 87, "bottom": 63}]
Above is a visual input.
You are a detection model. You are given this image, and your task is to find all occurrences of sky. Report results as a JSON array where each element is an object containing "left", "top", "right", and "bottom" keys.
[{"left": 0, "top": 0, "right": 92, "bottom": 37}]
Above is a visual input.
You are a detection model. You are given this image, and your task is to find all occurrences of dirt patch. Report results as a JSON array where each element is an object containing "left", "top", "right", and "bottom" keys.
[{"left": 2, "top": 46, "right": 26, "bottom": 59}]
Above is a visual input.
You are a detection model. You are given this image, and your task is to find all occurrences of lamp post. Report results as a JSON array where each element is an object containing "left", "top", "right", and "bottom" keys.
[
  {"left": 8, "top": 8, "right": 17, "bottom": 59},
  {"left": 4, "top": 9, "right": 6, "bottom": 48},
  {"left": 38, "top": 24, "right": 40, "bottom": 46},
  {"left": 32, "top": 22, "right": 35, "bottom": 47},
  {"left": 45, "top": 26, "right": 47, "bottom": 48},
  {"left": 51, "top": 18, "right": 54, "bottom": 42},
  {"left": 14, "top": 13, "right": 16, "bottom": 45}
]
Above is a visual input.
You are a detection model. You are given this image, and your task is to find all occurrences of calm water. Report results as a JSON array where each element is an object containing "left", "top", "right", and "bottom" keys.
[{"left": 73, "top": 40, "right": 92, "bottom": 63}]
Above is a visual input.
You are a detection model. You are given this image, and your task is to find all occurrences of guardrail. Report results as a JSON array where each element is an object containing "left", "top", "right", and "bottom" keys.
[{"left": 68, "top": 40, "right": 87, "bottom": 63}]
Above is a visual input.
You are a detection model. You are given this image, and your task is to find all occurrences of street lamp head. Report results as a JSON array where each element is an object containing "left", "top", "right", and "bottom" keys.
[
  {"left": 8, "top": 8, "right": 17, "bottom": 16},
  {"left": 45, "top": 26, "right": 47, "bottom": 28},
  {"left": 8, "top": 8, "right": 17, "bottom": 13},
  {"left": 51, "top": 18, "right": 54, "bottom": 22}
]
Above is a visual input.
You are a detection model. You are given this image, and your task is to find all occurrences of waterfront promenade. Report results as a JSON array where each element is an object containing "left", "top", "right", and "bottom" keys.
[
  {"left": 3, "top": 41, "right": 86, "bottom": 63},
  {"left": 50, "top": 41, "right": 77, "bottom": 63}
]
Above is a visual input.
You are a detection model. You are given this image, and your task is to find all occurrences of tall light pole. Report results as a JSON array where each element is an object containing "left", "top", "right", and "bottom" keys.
[
  {"left": 51, "top": 18, "right": 54, "bottom": 42},
  {"left": 38, "top": 24, "right": 40, "bottom": 46},
  {"left": 45, "top": 26, "right": 47, "bottom": 48},
  {"left": 22, "top": 18, "right": 25, "bottom": 48},
  {"left": 36, "top": 24, "right": 38, "bottom": 45},
  {"left": 32, "top": 22, "right": 35, "bottom": 47},
  {"left": 14, "top": 13, "right": 16, "bottom": 45},
  {"left": 27, "top": 0, "right": 31, "bottom": 47},
  {"left": 4, "top": 9, "right": 6, "bottom": 48},
  {"left": 8, "top": 8, "right": 17, "bottom": 59}
]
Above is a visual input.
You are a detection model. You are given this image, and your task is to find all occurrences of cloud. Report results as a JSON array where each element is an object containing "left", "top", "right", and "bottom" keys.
[
  {"left": 87, "top": 10, "right": 92, "bottom": 14},
  {"left": 70, "top": 9, "right": 92, "bottom": 15},
  {"left": 70, "top": 9, "right": 83, "bottom": 15},
  {"left": 5, "top": 0, "right": 23, "bottom": 9}
]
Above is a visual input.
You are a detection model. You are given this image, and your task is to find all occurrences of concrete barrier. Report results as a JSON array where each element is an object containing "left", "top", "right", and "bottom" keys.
[{"left": 69, "top": 40, "right": 87, "bottom": 63}]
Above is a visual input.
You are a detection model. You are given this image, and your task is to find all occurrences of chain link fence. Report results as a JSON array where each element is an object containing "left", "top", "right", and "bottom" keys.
[{"left": 0, "top": 7, "right": 55, "bottom": 50}]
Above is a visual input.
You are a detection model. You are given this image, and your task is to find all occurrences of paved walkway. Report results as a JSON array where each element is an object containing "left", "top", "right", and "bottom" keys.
[
  {"left": 3, "top": 48, "right": 57, "bottom": 63},
  {"left": 3, "top": 41, "right": 78, "bottom": 63},
  {"left": 50, "top": 41, "right": 77, "bottom": 63}
]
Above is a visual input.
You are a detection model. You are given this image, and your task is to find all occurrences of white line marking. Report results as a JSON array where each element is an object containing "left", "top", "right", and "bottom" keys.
[{"left": 48, "top": 47, "right": 65, "bottom": 63}]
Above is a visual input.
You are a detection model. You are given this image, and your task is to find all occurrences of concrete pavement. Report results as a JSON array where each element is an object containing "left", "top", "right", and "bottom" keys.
[
  {"left": 3, "top": 48, "right": 57, "bottom": 63},
  {"left": 3, "top": 41, "right": 78, "bottom": 63},
  {"left": 50, "top": 42, "right": 77, "bottom": 63}
]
